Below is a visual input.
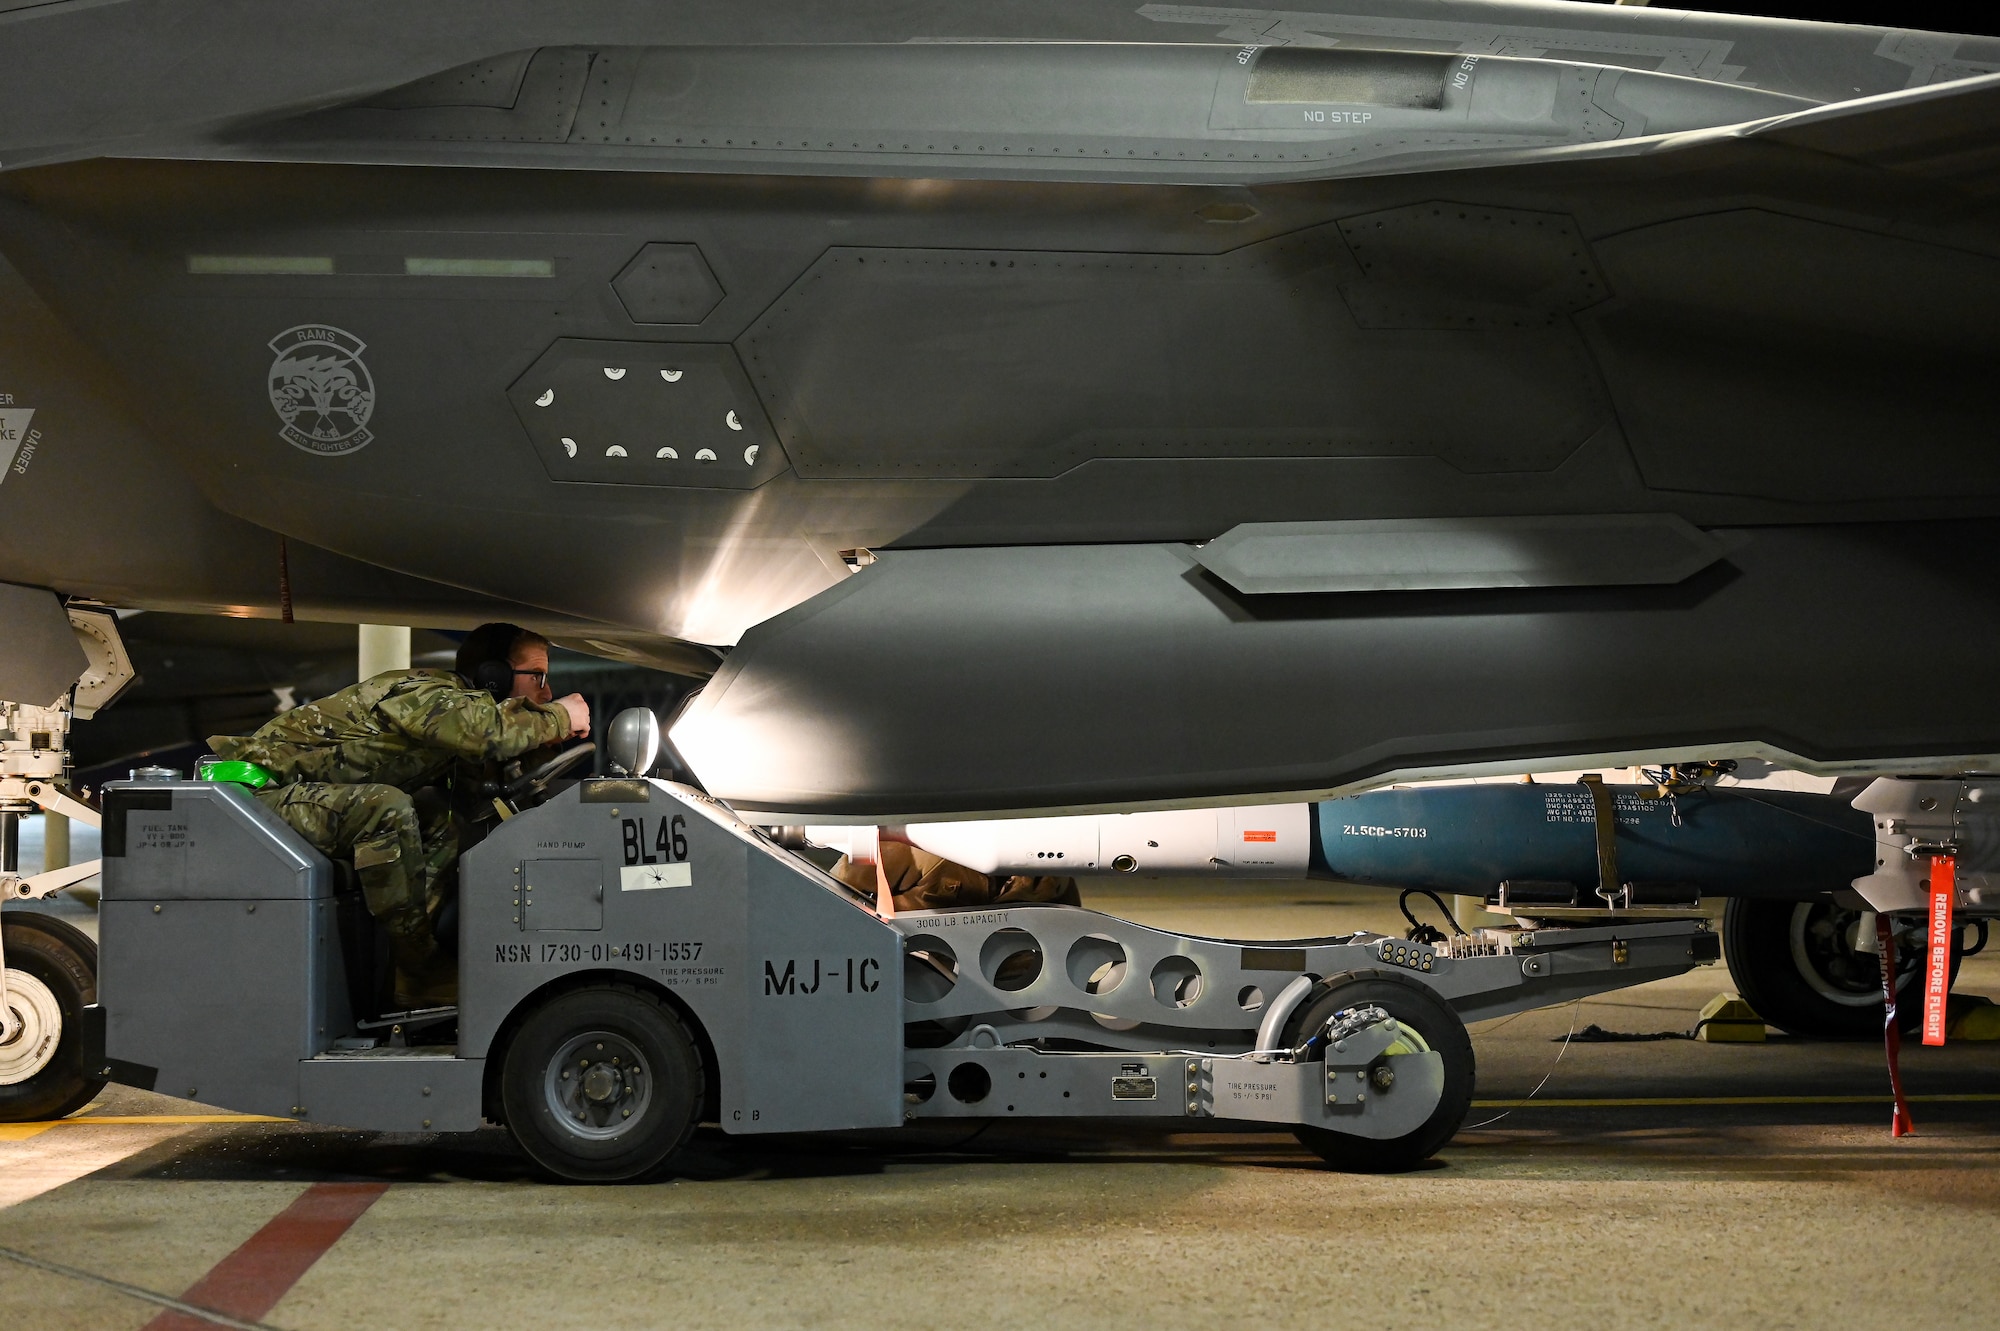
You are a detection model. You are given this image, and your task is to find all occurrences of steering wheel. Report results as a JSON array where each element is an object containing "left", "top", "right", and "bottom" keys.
[{"left": 491, "top": 741, "right": 597, "bottom": 810}]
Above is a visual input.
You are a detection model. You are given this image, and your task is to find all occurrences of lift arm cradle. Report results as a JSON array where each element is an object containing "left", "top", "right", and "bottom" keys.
[{"left": 91, "top": 778, "right": 1715, "bottom": 1145}]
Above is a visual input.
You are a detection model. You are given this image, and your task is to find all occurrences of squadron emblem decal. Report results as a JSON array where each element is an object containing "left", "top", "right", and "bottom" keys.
[{"left": 267, "top": 324, "right": 375, "bottom": 455}]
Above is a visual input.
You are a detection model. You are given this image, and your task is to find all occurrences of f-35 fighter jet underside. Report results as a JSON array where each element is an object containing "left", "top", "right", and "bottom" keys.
[{"left": 3, "top": 2, "right": 1999, "bottom": 815}]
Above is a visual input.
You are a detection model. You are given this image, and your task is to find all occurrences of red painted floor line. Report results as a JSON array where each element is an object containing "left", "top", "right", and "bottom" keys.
[{"left": 142, "top": 1182, "right": 390, "bottom": 1331}]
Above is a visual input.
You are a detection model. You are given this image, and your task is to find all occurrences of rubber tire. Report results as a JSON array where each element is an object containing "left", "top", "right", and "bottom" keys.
[
  {"left": 499, "top": 983, "right": 704, "bottom": 1182},
  {"left": 1282, "top": 970, "right": 1475, "bottom": 1173},
  {"left": 0, "top": 911, "right": 106, "bottom": 1122},
  {"left": 1724, "top": 897, "right": 1959, "bottom": 1041}
]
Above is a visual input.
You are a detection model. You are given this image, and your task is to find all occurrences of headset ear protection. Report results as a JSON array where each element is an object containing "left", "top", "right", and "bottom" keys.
[{"left": 472, "top": 658, "right": 514, "bottom": 701}]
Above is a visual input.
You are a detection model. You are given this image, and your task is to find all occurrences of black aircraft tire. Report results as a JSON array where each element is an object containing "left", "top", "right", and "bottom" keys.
[
  {"left": 0, "top": 911, "right": 106, "bottom": 1123},
  {"left": 500, "top": 983, "right": 704, "bottom": 1182},
  {"left": 1723, "top": 897, "right": 1959, "bottom": 1041},
  {"left": 1282, "top": 971, "right": 1474, "bottom": 1174}
]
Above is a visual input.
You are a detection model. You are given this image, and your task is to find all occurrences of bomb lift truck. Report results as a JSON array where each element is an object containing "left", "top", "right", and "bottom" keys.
[{"left": 0, "top": 693, "right": 1732, "bottom": 1178}]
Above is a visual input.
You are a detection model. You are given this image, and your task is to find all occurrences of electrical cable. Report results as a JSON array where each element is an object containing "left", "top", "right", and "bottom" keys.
[
  {"left": 1638, "top": 765, "right": 1878, "bottom": 844},
  {"left": 1400, "top": 887, "right": 1467, "bottom": 939},
  {"left": 1700, "top": 785, "right": 1880, "bottom": 844},
  {"left": 938, "top": 1119, "right": 995, "bottom": 1152},
  {"left": 1460, "top": 999, "right": 1580, "bottom": 1130}
]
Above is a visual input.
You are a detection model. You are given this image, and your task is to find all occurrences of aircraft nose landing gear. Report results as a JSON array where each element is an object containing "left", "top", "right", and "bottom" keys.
[
  {"left": 1724, "top": 898, "right": 1957, "bottom": 1039},
  {"left": 0, "top": 969, "right": 63, "bottom": 1083},
  {"left": 0, "top": 912, "right": 105, "bottom": 1123}
]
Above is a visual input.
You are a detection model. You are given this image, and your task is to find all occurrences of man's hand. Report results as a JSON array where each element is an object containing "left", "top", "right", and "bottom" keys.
[{"left": 556, "top": 693, "right": 591, "bottom": 737}]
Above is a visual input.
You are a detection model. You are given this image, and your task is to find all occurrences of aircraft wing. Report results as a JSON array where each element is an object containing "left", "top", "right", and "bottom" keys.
[
  {"left": 1742, "top": 65, "right": 2000, "bottom": 192},
  {"left": 3, "top": 1, "right": 1997, "bottom": 175}
]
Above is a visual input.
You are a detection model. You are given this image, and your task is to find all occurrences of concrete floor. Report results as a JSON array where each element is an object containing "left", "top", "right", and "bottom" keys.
[{"left": 4, "top": 880, "right": 1998, "bottom": 1330}]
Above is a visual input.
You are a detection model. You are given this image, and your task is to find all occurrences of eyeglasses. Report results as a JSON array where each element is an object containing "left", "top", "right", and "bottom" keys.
[{"left": 512, "top": 670, "right": 549, "bottom": 688}]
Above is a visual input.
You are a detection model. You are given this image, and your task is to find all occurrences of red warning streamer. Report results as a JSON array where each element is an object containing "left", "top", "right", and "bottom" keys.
[
  {"left": 1924, "top": 854, "right": 1956, "bottom": 1047},
  {"left": 1877, "top": 914, "right": 1914, "bottom": 1136}
]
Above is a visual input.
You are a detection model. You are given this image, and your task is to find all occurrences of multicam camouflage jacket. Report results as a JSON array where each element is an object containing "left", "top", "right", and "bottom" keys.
[{"left": 209, "top": 669, "right": 571, "bottom": 791}]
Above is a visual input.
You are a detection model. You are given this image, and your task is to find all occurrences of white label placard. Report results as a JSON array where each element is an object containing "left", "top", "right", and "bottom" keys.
[{"left": 621, "top": 862, "right": 692, "bottom": 892}]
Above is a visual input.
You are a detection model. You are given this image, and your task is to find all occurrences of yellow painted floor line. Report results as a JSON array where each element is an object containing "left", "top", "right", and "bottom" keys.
[
  {"left": 0, "top": 1114, "right": 285, "bottom": 1141},
  {"left": 1470, "top": 1093, "right": 2000, "bottom": 1109},
  {"left": 70, "top": 1114, "right": 290, "bottom": 1124}
]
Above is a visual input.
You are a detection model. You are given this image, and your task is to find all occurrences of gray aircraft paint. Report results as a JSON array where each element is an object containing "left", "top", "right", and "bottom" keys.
[
  {"left": 2, "top": 2, "right": 1994, "bottom": 167},
  {"left": 6, "top": 101, "right": 1996, "bottom": 632},
  {"left": 2, "top": 3, "right": 1999, "bottom": 812},
  {"left": 670, "top": 528, "right": 2000, "bottom": 818}
]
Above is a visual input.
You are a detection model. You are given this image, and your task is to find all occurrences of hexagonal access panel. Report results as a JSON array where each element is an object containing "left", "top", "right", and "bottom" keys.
[
  {"left": 508, "top": 339, "right": 785, "bottom": 489},
  {"left": 613, "top": 243, "right": 724, "bottom": 325}
]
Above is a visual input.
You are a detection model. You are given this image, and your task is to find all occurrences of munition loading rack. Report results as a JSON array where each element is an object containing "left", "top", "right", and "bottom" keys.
[{"left": 4, "top": 773, "right": 1717, "bottom": 1178}]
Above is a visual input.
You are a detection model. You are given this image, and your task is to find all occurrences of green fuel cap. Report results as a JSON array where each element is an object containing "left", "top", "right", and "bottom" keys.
[{"left": 197, "top": 759, "right": 276, "bottom": 789}]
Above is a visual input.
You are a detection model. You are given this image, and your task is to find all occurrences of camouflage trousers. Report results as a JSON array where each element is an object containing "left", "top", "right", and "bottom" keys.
[{"left": 256, "top": 782, "right": 455, "bottom": 967}]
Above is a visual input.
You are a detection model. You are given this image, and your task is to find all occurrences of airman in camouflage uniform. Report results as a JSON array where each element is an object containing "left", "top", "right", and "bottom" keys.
[{"left": 209, "top": 629, "right": 581, "bottom": 999}]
